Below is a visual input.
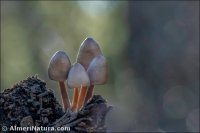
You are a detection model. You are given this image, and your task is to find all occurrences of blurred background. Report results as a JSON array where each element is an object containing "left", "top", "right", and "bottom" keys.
[{"left": 1, "top": 1, "right": 199, "bottom": 132}]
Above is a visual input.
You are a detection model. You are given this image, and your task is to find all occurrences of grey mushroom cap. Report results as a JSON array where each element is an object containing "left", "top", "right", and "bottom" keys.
[
  {"left": 67, "top": 63, "right": 90, "bottom": 88},
  {"left": 87, "top": 55, "right": 108, "bottom": 85},
  {"left": 48, "top": 51, "right": 71, "bottom": 81},
  {"left": 76, "top": 37, "right": 102, "bottom": 70}
]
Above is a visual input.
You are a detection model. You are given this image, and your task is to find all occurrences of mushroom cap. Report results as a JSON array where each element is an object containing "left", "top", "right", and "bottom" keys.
[
  {"left": 76, "top": 37, "right": 102, "bottom": 70},
  {"left": 87, "top": 55, "right": 108, "bottom": 85},
  {"left": 48, "top": 51, "right": 71, "bottom": 81},
  {"left": 67, "top": 63, "right": 90, "bottom": 88}
]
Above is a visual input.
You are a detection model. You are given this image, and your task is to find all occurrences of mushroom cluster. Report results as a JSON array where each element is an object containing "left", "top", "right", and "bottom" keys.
[{"left": 48, "top": 37, "right": 108, "bottom": 112}]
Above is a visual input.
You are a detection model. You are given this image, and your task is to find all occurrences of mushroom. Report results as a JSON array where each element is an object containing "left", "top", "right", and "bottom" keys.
[
  {"left": 67, "top": 63, "right": 90, "bottom": 111},
  {"left": 84, "top": 54, "right": 108, "bottom": 103},
  {"left": 76, "top": 37, "right": 102, "bottom": 70},
  {"left": 48, "top": 51, "right": 71, "bottom": 111},
  {"left": 74, "top": 37, "right": 103, "bottom": 110}
]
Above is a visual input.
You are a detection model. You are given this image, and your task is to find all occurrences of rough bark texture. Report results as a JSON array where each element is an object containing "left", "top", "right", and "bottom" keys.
[{"left": 0, "top": 76, "right": 111, "bottom": 132}]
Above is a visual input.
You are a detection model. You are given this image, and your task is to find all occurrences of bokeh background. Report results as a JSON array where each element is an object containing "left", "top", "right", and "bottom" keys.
[{"left": 1, "top": 1, "right": 199, "bottom": 132}]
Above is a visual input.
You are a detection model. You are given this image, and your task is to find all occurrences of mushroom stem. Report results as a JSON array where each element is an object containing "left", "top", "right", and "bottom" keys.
[
  {"left": 71, "top": 88, "right": 79, "bottom": 111},
  {"left": 84, "top": 85, "right": 94, "bottom": 103},
  {"left": 76, "top": 86, "right": 88, "bottom": 111},
  {"left": 59, "top": 81, "right": 71, "bottom": 111}
]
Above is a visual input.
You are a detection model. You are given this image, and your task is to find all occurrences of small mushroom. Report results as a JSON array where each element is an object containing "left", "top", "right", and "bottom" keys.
[
  {"left": 76, "top": 37, "right": 102, "bottom": 70},
  {"left": 48, "top": 51, "right": 71, "bottom": 111},
  {"left": 71, "top": 37, "right": 102, "bottom": 111},
  {"left": 67, "top": 63, "right": 90, "bottom": 111},
  {"left": 85, "top": 55, "right": 108, "bottom": 103}
]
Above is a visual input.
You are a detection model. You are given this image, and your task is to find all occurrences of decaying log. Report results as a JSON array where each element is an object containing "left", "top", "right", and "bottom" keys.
[{"left": 0, "top": 76, "right": 112, "bottom": 132}]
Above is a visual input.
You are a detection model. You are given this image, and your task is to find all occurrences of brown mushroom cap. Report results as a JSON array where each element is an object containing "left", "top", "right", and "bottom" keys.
[
  {"left": 48, "top": 51, "right": 71, "bottom": 81},
  {"left": 67, "top": 63, "right": 90, "bottom": 88},
  {"left": 76, "top": 37, "right": 102, "bottom": 70},
  {"left": 87, "top": 55, "right": 108, "bottom": 85}
]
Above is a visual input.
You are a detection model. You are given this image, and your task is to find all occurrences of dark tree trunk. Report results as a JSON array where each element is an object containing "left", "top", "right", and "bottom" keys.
[{"left": 126, "top": 1, "right": 199, "bottom": 132}]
